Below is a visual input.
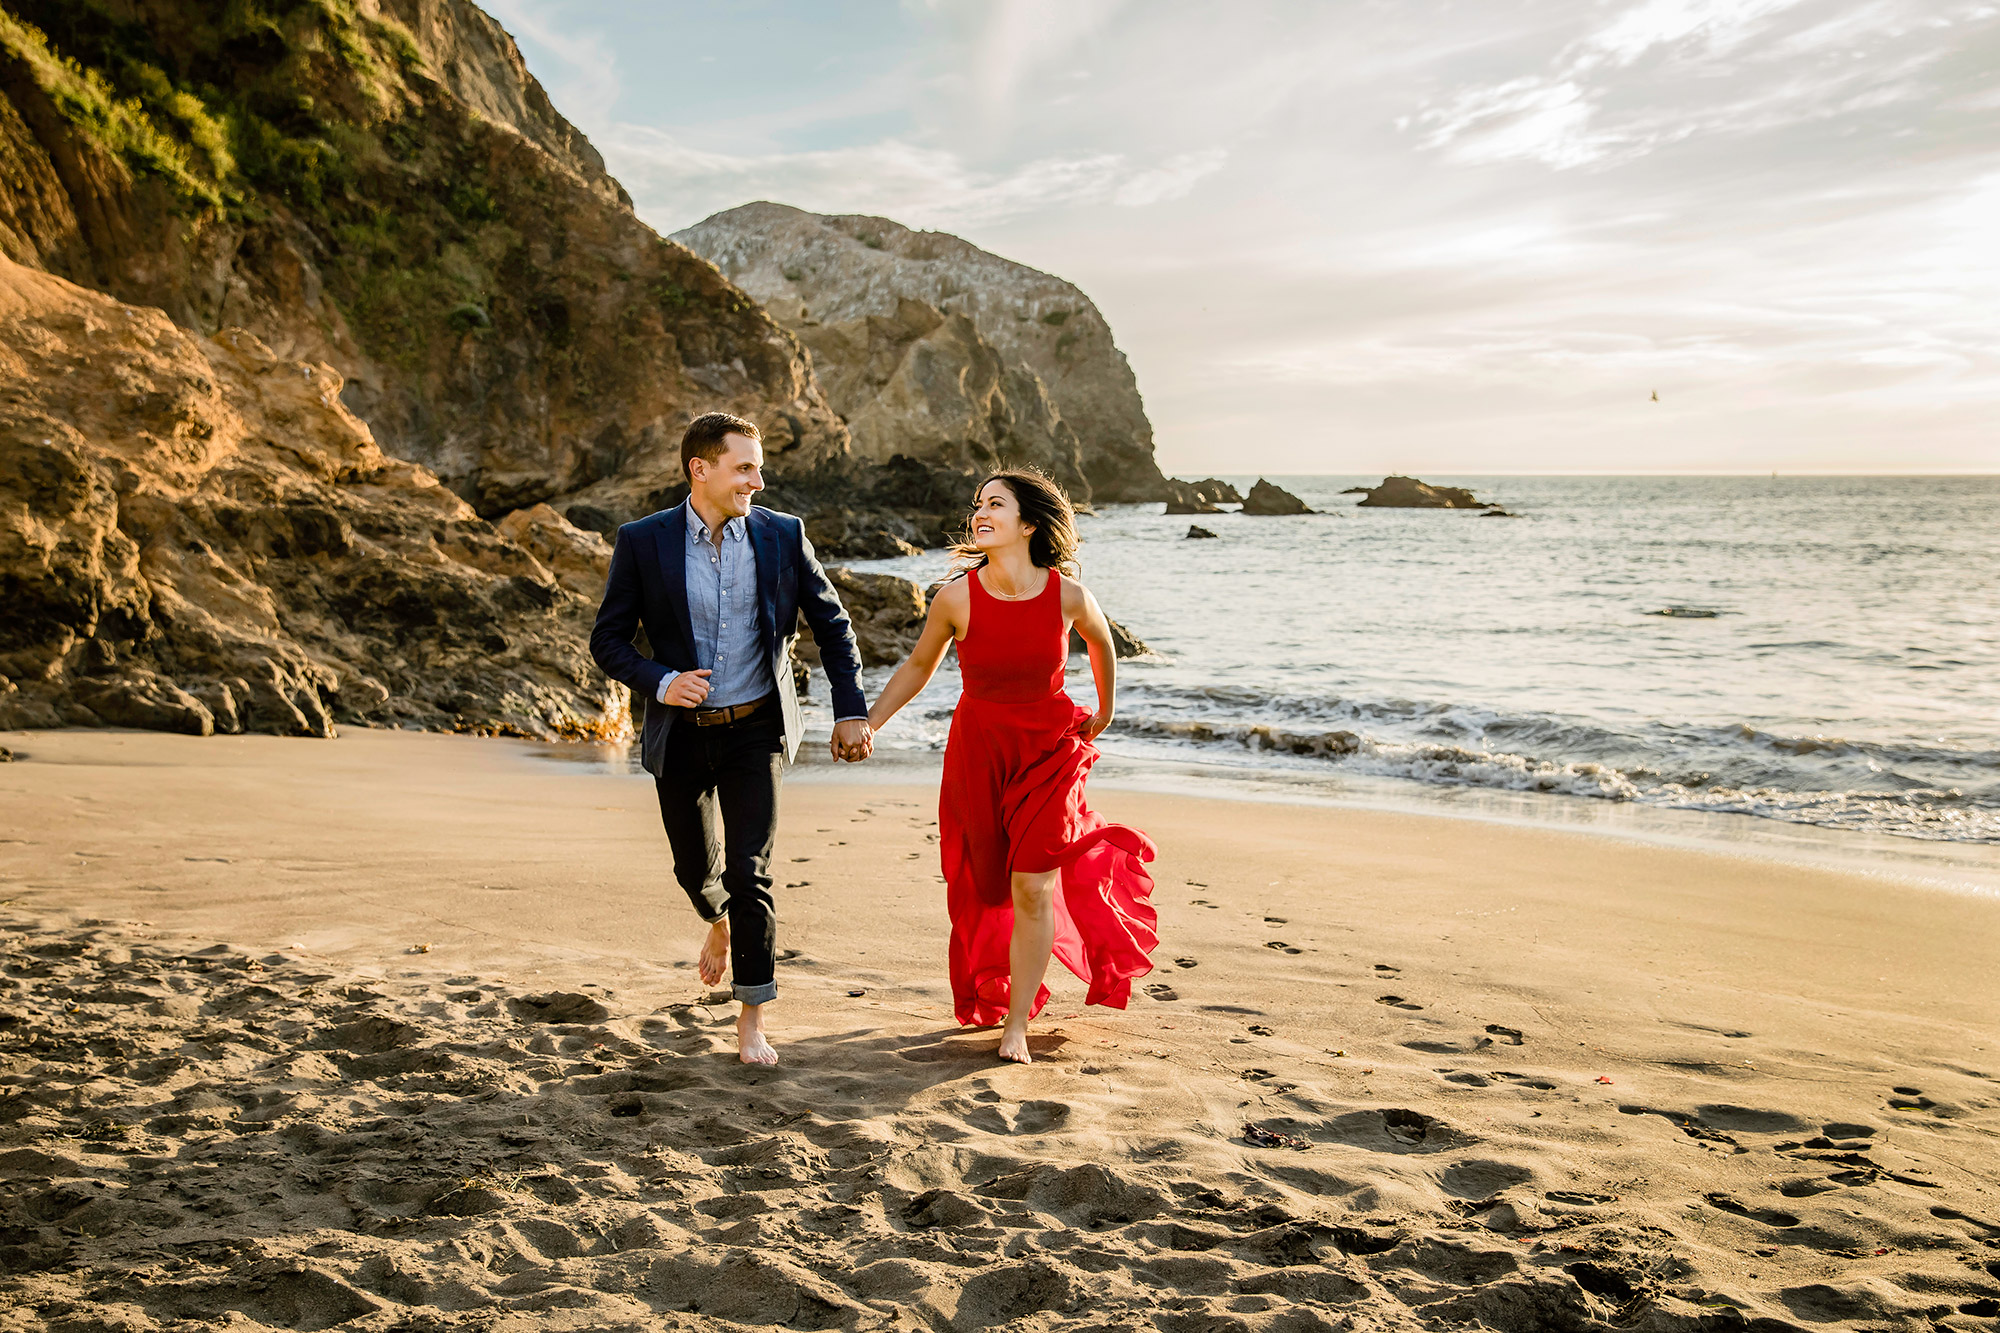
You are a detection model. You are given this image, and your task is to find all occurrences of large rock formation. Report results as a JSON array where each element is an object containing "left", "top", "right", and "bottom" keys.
[
  {"left": 674, "top": 202, "right": 1169, "bottom": 503},
  {"left": 0, "top": 0, "right": 847, "bottom": 526},
  {"left": 0, "top": 254, "right": 624, "bottom": 740}
]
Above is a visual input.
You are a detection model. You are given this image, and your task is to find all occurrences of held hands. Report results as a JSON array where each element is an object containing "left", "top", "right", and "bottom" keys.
[
  {"left": 662, "top": 669, "right": 713, "bottom": 708},
  {"left": 830, "top": 717, "right": 874, "bottom": 763},
  {"left": 1080, "top": 710, "right": 1113, "bottom": 742}
]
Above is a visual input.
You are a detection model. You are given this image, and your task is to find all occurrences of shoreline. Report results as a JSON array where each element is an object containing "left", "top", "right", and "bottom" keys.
[{"left": 523, "top": 731, "right": 2000, "bottom": 901}]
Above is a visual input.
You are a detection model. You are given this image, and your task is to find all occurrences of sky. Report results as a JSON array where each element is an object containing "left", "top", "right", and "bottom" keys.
[{"left": 483, "top": 0, "right": 2000, "bottom": 475}]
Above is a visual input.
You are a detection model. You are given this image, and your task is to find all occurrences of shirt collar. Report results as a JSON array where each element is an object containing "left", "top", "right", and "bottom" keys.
[{"left": 684, "top": 502, "right": 748, "bottom": 547}]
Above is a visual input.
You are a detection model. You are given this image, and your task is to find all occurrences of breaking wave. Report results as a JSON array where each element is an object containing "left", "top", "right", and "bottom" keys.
[{"left": 1111, "top": 698, "right": 2000, "bottom": 844}]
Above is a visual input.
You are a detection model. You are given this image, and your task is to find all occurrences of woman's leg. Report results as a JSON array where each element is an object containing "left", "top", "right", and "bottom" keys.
[{"left": 999, "top": 868, "right": 1060, "bottom": 1063}]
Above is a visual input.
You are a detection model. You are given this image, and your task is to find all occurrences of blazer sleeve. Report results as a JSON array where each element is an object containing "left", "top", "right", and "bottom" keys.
[
  {"left": 793, "top": 525, "right": 868, "bottom": 720},
  {"left": 590, "top": 525, "right": 670, "bottom": 702}
]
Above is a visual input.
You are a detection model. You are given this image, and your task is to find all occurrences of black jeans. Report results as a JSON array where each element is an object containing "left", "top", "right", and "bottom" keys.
[{"left": 653, "top": 703, "right": 785, "bottom": 1005}]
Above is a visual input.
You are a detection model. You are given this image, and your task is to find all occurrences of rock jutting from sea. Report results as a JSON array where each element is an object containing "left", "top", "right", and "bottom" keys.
[
  {"left": 673, "top": 202, "right": 1171, "bottom": 506},
  {"left": 1353, "top": 476, "right": 1501, "bottom": 509},
  {"left": 1239, "top": 479, "right": 1315, "bottom": 515}
]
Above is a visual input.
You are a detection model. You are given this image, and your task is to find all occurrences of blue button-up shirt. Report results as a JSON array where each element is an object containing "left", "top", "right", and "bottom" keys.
[{"left": 666, "top": 504, "right": 775, "bottom": 709}]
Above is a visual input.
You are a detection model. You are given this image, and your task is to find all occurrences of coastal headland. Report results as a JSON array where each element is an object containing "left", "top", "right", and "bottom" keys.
[{"left": 3, "top": 728, "right": 1996, "bottom": 1332}]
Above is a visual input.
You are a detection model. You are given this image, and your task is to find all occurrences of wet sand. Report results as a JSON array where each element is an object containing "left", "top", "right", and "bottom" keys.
[{"left": 2, "top": 727, "right": 1997, "bottom": 1332}]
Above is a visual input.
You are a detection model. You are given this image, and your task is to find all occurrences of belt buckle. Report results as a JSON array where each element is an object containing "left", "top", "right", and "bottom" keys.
[{"left": 694, "top": 707, "right": 727, "bottom": 727}]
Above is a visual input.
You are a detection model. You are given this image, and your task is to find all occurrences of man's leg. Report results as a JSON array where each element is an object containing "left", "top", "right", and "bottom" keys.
[
  {"left": 712, "top": 712, "right": 785, "bottom": 1064},
  {"left": 652, "top": 722, "right": 729, "bottom": 984}
]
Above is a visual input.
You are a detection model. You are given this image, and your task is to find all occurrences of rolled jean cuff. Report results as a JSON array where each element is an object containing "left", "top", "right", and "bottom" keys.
[{"left": 734, "top": 980, "right": 776, "bottom": 1005}]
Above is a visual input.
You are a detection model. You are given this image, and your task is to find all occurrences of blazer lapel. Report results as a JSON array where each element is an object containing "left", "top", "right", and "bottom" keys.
[
  {"left": 749, "top": 508, "right": 781, "bottom": 656},
  {"left": 658, "top": 505, "right": 698, "bottom": 656}
]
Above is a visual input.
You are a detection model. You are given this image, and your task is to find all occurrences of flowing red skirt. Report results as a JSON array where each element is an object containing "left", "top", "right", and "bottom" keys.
[{"left": 940, "top": 690, "right": 1159, "bottom": 1027}]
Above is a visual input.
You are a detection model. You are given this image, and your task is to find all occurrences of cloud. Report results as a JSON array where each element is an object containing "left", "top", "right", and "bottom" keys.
[
  {"left": 1412, "top": 0, "right": 1967, "bottom": 170},
  {"left": 486, "top": 0, "right": 2000, "bottom": 473},
  {"left": 601, "top": 127, "right": 1223, "bottom": 232}
]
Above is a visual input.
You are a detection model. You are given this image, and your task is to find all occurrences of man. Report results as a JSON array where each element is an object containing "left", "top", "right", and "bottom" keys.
[{"left": 590, "top": 412, "right": 873, "bottom": 1065}]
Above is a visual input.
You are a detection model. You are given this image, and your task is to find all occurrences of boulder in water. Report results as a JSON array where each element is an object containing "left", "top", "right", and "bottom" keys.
[
  {"left": 795, "top": 568, "right": 929, "bottom": 667},
  {"left": 1187, "top": 526, "right": 1218, "bottom": 540},
  {"left": 1070, "top": 619, "right": 1150, "bottom": 659},
  {"left": 1354, "top": 476, "right": 1488, "bottom": 509},
  {"left": 1240, "top": 479, "right": 1314, "bottom": 516},
  {"left": 1163, "top": 477, "right": 1239, "bottom": 513}
]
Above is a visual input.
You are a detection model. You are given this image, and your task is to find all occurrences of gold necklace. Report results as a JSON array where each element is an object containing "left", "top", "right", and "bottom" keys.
[{"left": 982, "top": 567, "right": 1048, "bottom": 601}]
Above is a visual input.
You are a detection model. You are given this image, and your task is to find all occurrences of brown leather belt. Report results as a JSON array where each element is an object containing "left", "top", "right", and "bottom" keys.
[{"left": 693, "top": 693, "right": 775, "bottom": 727}]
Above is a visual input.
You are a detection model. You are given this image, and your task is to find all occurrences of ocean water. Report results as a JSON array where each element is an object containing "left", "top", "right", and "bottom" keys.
[{"left": 820, "top": 476, "right": 2000, "bottom": 846}]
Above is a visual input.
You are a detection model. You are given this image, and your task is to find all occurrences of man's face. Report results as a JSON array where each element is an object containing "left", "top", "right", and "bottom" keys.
[{"left": 691, "top": 433, "right": 764, "bottom": 517}]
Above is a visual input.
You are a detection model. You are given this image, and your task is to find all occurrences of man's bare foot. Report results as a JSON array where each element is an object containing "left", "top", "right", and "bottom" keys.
[
  {"left": 736, "top": 1004, "right": 778, "bottom": 1065},
  {"left": 997, "top": 1017, "right": 1032, "bottom": 1064},
  {"left": 698, "top": 919, "right": 729, "bottom": 987}
]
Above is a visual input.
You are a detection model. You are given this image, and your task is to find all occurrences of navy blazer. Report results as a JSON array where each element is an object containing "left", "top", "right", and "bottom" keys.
[{"left": 590, "top": 504, "right": 866, "bottom": 771}]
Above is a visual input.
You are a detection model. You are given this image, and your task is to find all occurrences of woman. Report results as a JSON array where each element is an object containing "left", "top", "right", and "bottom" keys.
[{"left": 867, "top": 470, "right": 1158, "bottom": 1063}]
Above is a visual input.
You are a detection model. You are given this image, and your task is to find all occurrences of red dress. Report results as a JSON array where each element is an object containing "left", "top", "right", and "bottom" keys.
[{"left": 940, "top": 567, "right": 1159, "bottom": 1027}]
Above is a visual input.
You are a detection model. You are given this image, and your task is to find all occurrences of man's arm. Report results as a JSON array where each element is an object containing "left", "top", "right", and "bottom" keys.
[
  {"left": 589, "top": 526, "right": 670, "bottom": 703},
  {"left": 793, "top": 527, "right": 868, "bottom": 722}
]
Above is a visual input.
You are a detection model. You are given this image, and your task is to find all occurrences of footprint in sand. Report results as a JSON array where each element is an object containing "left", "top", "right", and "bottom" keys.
[
  {"left": 1374, "top": 963, "right": 1400, "bottom": 973},
  {"left": 1376, "top": 995, "right": 1424, "bottom": 1011},
  {"left": 1246, "top": 1024, "right": 1274, "bottom": 1036},
  {"left": 1144, "top": 983, "right": 1180, "bottom": 1002},
  {"left": 1482, "top": 1024, "right": 1525, "bottom": 1045},
  {"left": 1264, "top": 916, "right": 1287, "bottom": 925},
  {"left": 1173, "top": 957, "right": 1199, "bottom": 969},
  {"left": 1705, "top": 1193, "right": 1801, "bottom": 1228},
  {"left": 1490, "top": 1071, "right": 1558, "bottom": 1090},
  {"left": 964, "top": 1097, "right": 1073, "bottom": 1135},
  {"left": 1265, "top": 941, "right": 1302, "bottom": 955}
]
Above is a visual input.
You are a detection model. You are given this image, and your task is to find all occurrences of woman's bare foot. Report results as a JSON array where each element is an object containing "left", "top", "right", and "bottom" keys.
[
  {"left": 736, "top": 1004, "right": 778, "bottom": 1065},
  {"left": 698, "top": 919, "right": 729, "bottom": 987},
  {"left": 997, "top": 1016, "right": 1032, "bottom": 1063}
]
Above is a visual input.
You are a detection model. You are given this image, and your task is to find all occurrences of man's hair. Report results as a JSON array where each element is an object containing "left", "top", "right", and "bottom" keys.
[{"left": 681, "top": 412, "right": 760, "bottom": 479}]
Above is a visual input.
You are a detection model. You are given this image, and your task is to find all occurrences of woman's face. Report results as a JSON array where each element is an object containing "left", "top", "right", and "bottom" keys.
[{"left": 970, "top": 480, "right": 1035, "bottom": 552}]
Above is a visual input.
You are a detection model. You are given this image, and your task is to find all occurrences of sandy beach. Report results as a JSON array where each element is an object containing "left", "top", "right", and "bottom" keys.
[{"left": 2, "top": 726, "right": 1998, "bottom": 1332}]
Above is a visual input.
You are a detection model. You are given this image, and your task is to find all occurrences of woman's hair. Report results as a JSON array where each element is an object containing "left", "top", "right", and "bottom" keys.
[{"left": 949, "top": 468, "right": 1081, "bottom": 574}]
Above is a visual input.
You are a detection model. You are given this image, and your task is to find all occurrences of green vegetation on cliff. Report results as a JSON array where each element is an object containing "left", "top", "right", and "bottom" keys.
[{"left": 0, "top": 0, "right": 421, "bottom": 214}]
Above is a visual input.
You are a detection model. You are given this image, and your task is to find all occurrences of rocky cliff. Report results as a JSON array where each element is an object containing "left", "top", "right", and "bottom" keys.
[
  {"left": 0, "top": 255, "right": 623, "bottom": 739},
  {"left": 674, "top": 202, "right": 1169, "bottom": 503},
  {"left": 0, "top": 0, "right": 847, "bottom": 528}
]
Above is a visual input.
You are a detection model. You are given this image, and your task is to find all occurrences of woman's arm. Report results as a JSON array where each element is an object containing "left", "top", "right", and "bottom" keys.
[
  {"left": 866, "top": 581, "right": 966, "bottom": 734},
  {"left": 1066, "top": 579, "right": 1118, "bottom": 741}
]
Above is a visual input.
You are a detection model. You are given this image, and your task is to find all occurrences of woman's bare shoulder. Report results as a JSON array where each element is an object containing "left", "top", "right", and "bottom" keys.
[
  {"left": 1058, "top": 571, "right": 1093, "bottom": 609},
  {"left": 929, "top": 572, "right": 972, "bottom": 615}
]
